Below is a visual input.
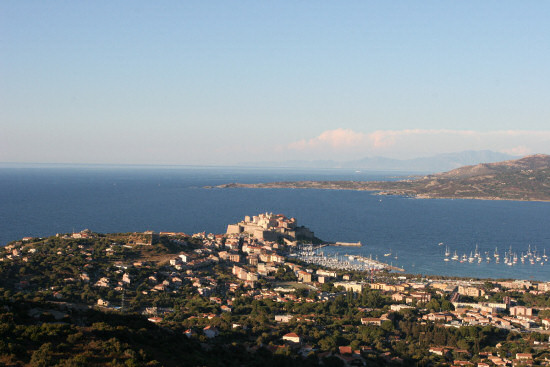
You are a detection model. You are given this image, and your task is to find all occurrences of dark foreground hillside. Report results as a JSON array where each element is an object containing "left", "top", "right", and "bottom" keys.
[{"left": 1, "top": 229, "right": 550, "bottom": 366}]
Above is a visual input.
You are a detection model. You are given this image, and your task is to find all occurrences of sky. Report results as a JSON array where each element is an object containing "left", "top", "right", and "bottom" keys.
[{"left": 1, "top": 1, "right": 550, "bottom": 165}]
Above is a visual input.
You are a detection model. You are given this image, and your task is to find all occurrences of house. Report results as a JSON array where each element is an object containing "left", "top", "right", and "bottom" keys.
[
  {"left": 95, "top": 277, "right": 110, "bottom": 287},
  {"left": 275, "top": 314, "right": 293, "bottom": 323},
  {"left": 203, "top": 325, "right": 219, "bottom": 338},
  {"left": 361, "top": 317, "right": 382, "bottom": 326},
  {"left": 97, "top": 299, "right": 110, "bottom": 307},
  {"left": 334, "top": 281, "right": 364, "bottom": 293},
  {"left": 542, "top": 318, "right": 550, "bottom": 329},
  {"left": 209, "top": 297, "right": 222, "bottom": 304},
  {"left": 282, "top": 333, "right": 301, "bottom": 343},
  {"left": 169, "top": 258, "right": 180, "bottom": 266},
  {"left": 406, "top": 292, "right": 431, "bottom": 304},
  {"left": 391, "top": 304, "right": 414, "bottom": 312},
  {"left": 228, "top": 253, "right": 241, "bottom": 263},
  {"left": 516, "top": 353, "right": 533, "bottom": 360},
  {"left": 339, "top": 346, "right": 352, "bottom": 355},
  {"left": 392, "top": 293, "right": 406, "bottom": 302},
  {"left": 453, "top": 361, "right": 473, "bottom": 366},
  {"left": 153, "top": 284, "right": 166, "bottom": 291},
  {"left": 184, "top": 329, "right": 195, "bottom": 338},
  {"left": 499, "top": 280, "right": 531, "bottom": 290},
  {"left": 423, "top": 312, "right": 454, "bottom": 322},
  {"left": 221, "top": 305, "right": 232, "bottom": 313},
  {"left": 458, "top": 285, "right": 485, "bottom": 298},
  {"left": 298, "top": 271, "right": 312, "bottom": 283},
  {"left": 509, "top": 306, "right": 533, "bottom": 317},
  {"left": 428, "top": 347, "right": 448, "bottom": 356}
]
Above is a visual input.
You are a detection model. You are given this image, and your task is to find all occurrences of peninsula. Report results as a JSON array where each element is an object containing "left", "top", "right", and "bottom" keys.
[{"left": 216, "top": 154, "right": 550, "bottom": 202}]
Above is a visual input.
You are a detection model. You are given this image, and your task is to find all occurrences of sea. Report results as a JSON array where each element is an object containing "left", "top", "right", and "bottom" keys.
[{"left": 1, "top": 164, "right": 549, "bottom": 281}]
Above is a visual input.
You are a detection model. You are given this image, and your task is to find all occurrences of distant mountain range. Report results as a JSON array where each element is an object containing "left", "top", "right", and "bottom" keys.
[
  {"left": 221, "top": 154, "right": 550, "bottom": 201},
  {"left": 240, "top": 150, "right": 517, "bottom": 173}
]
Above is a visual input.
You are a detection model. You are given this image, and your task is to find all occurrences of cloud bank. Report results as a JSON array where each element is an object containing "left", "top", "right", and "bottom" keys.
[{"left": 286, "top": 129, "right": 550, "bottom": 159}]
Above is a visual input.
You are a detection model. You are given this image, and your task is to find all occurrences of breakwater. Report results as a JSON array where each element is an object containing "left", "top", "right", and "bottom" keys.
[{"left": 334, "top": 241, "right": 362, "bottom": 247}]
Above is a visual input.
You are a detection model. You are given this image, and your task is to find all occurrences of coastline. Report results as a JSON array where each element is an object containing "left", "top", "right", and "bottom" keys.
[{"left": 212, "top": 183, "right": 550, "bottom": 203}]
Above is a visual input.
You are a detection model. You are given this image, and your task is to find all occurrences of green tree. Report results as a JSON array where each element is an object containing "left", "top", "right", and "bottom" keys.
[{"left": 30, "top": 342, "right": 54, "bottom": 367}]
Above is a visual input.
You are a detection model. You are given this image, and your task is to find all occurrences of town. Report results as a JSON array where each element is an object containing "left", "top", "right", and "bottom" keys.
[{"left": 1, "top": 214, "right": 550, "bottom": 366}]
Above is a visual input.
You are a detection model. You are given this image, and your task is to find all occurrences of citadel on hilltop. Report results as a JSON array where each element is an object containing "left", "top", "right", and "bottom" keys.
[{"left": 226, "top": 213, "right": 314, "bottom": 242}]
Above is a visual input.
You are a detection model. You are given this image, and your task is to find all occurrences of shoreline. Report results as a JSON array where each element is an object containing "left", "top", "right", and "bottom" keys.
[{"left": 212, "top": 183, "right": 550, "bottom": 203}]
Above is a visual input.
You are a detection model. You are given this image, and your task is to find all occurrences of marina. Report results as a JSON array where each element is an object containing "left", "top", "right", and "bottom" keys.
[
  {"left": 441, "top": 243, "right": 548, "bottom": 267},
  {"left": 290, "top": 244, "right": 404, "bottom": 273}
]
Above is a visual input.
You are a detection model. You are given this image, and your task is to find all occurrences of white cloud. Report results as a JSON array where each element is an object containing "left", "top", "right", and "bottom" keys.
[
  {"left": 502, "top": 145, "right": 532, "bottom": 156},
  {"left": 289, "top": 129, "right": 368, "bottom": 150},
  {"left": 285, "top": 129, "right": 550, "bottom": 160}
]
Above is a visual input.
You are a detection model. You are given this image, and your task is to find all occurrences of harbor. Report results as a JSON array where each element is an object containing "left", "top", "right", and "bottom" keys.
[{"left": 290, "top": 244, "right": 404, "bottom": 272}]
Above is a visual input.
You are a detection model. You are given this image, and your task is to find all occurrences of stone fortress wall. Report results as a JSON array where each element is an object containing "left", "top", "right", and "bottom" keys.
[{"left": 226, "top": 213, "right": 314, "bottom": 241}]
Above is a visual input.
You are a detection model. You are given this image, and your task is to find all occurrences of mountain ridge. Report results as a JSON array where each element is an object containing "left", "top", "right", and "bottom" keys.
[{"left": 238, "top": 150, "right": 516, "bottom": 172}]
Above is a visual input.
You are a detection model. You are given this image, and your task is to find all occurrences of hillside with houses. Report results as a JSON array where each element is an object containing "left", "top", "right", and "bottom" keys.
[{"left": 1, "top": 215, "right": 550, "bottom": 366}]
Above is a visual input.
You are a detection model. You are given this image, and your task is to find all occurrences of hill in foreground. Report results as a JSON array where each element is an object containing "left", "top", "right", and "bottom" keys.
[
  {"left": 217, "top": 155, "right": 550, "bottom": 201},
  {"left": 2, "top": 223, "right": 550, "bottom": 366}
]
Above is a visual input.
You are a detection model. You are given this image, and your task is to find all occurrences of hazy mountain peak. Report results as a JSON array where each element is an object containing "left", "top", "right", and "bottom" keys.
[{"left": 240, "top": 150, "right": 517, "bottom": 172}]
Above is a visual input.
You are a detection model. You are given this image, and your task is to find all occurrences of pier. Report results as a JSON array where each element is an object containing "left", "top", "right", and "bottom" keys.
[{"left": 334, "top": 241, "right": 362, "bottom": 247}]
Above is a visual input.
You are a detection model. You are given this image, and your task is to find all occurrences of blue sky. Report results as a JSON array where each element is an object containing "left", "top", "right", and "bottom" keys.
[{"left": 1, "top": 1, "right": 549, "bottom": 165}]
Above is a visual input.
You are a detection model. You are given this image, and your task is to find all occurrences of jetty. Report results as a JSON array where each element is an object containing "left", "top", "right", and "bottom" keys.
[{"left": 334, "top": 241, "right": 362, "bottom": 247}]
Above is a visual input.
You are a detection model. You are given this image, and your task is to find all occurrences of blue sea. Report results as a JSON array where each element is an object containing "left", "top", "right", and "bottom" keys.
[{"left": 1, "top": 164, "right": 549, "bottom": 281}]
